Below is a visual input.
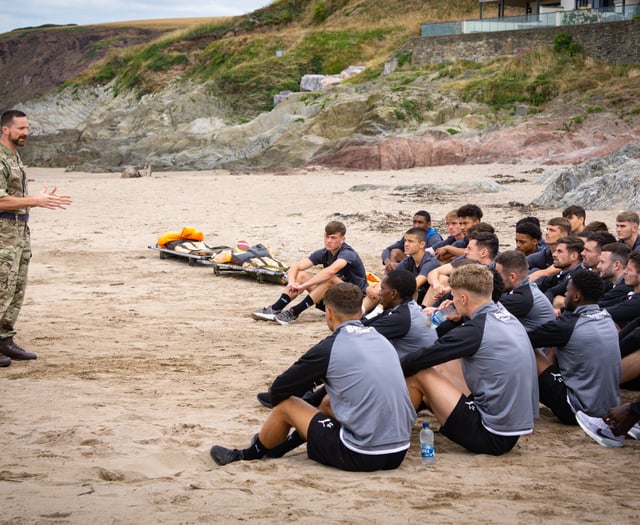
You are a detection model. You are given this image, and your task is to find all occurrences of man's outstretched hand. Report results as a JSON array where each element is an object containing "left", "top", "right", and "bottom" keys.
[{"left": 35, "top": 187, "right": 72, "bottom": 210}]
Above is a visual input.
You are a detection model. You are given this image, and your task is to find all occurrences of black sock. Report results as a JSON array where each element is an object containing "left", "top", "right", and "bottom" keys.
[
  {"left": 265, "top": 431, "right": 305, "bottom": 458},
  {"left": 271, "top": 294, "right": 291, "bottom": 312},
  {"left": 240, "top": 434, "right": 269, "bottom": 460},
  {"left": 290, "top": 295, "right": 314, "bottom": 317}
]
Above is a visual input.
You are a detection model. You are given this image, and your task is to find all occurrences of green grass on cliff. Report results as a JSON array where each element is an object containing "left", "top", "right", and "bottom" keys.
[
  {"left": 77, "top": 0, "right": 639, "bottom": 122},
  {"left": 455, "top": 32, "right": 640, "bottom": 119},
  {"left": 83, "top": 0, "right": 481, "bottom": 115}
]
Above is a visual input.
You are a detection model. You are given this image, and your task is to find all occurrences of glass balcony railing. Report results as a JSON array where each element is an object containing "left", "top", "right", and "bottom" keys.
[{"left": 421, "top": 5, "right": 640, "bottom": 37}]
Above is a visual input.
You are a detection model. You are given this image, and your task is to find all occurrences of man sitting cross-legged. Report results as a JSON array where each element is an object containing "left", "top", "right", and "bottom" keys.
[
  {"left": 212, "top": 283, "right": 416, "bottom": 471},
  {"left": 401, "top": 264, "right": 539, "bottom": 456}
]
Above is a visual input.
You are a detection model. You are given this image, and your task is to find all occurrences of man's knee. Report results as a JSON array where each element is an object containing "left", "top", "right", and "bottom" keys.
[
  {"left": 272, "top": 397, "right": 319, "bottom": 436},
  {"left": 390, "top": 248, "right": 404, "bottom": 264}
]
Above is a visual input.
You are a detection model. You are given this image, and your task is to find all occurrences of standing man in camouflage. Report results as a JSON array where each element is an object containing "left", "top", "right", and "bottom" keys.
[{"left": 0, "top": 110, "right": 72, "bottom": 367}]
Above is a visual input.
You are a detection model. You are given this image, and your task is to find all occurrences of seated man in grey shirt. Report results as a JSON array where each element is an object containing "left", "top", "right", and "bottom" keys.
[
  {"left": 211, "top": 283, "right": 416, "bottom": 471},
  {"left": 402, "top": 264, "right": 539, "bottom": 456},
  {"left": 528, "top": 271, "right": 621, "bottom": 432}
]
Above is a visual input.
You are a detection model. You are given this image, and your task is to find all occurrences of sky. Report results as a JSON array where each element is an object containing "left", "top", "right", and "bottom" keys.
[{"left": 1, "top": 1, "right": 273, "bottom": 35}]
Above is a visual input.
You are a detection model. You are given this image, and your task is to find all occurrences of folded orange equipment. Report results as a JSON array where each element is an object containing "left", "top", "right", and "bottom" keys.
[{"left": 157, "top": 227, "right": 204, "bottom": 248}]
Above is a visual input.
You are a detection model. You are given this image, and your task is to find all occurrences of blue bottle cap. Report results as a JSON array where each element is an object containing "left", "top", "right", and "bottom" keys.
[{"left": 422, "top": 422, "right": 429, "bottom": 428}]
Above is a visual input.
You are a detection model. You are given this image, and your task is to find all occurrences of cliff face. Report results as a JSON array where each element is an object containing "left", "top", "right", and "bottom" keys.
[
  {"left": 2, "top": 20, "right": 640, "bottom": 172},
  {"left": 16, "top": 77, "right": 639, "bottom": 173},
  {"left": 0, "top": 26, "right": 166, "bottom": 109}
]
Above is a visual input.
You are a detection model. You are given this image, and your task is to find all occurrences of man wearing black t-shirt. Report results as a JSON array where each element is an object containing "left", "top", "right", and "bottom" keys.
[{"left": 252, "top": 221, "right": 370, "bottom": 325}]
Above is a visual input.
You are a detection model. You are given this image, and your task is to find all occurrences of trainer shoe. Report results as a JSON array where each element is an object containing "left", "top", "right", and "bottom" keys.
[
  {"left": 275, "top": 310, "right": 298, "bottom": 325},
  {"left": 210, "top": 445, "right": 243, "bottom": 466},
  {"left": 575, "top": 411, "right": 624, "bottom": 448},
  {"left": 627, "top": 423, "right": 640, "bottom": 440},
  {"left": 251, "top": 306, "right": 279, "bottom": 321},
  {"left": 256, "top": 391, "right": 273, "bottom": 409}
]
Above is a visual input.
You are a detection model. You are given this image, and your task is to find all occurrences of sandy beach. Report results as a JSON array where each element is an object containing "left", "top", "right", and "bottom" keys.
[{"left": 1, "top": 164, "right": 638, "bottom": 524}]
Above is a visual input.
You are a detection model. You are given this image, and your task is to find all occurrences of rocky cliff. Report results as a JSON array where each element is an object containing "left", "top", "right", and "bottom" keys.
[
  {"left": 2, "top": 11, "right": 639, "bottom": 173},
  {"left": 17, "top": 74, "right": 640, "bottom": 173},
  {"left": 0, "top": 26, "right": 167, "bottom": 109}
]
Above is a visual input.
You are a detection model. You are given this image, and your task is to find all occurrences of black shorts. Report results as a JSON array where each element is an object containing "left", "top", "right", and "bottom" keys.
[
  {"left": 538, "top": 365, "right": 577, "bottom": 425},
  {"left": 306, "top": 412, "right": 407, "bottom": 472},
  {"left": 440, "top": 395, "right": 519, "bottom": 456}
]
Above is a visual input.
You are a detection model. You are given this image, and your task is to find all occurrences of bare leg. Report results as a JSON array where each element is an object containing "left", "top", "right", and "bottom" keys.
[
  {"left": 362, "top": 282, "right": 381, "bottom": 314},
  {"left": 433, "top": 359, "right": 471, "bottom": 396},
  {"left": 211, "top": 397, "right": 319, "bottom": 465},
  {"left": 621, "top": 350, "right": 640, "bottom": 384},
  {"left": 534, "top": 347, "right": 553, "bottom": 375},
  {"left": 308, "top": 275, "right": 342, "bottom": 304},
  {"left": 259, "top": 397, "right": 319, "bottom": 448},
  {"left": 423, "top": 275, "right": 450, "bottom": 307},
  {"left": 406, "top": 368, "right": 462, "bottom": 425}
]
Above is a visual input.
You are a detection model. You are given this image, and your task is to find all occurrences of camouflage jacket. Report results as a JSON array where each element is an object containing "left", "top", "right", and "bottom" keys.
[{"left": 0, "top": 143, "right": 28, "bottom": 213}]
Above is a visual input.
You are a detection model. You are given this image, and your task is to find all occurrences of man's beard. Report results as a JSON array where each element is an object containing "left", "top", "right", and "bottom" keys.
[{"left": 11, "top": 135, "right": 26, "bottom": 147}]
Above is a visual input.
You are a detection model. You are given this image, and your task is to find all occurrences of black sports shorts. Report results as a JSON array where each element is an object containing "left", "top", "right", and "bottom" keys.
[
  {"left": 306, "top": 412, "right": 407, "bottom": 472},
  {"left": 538, "top": 365, "right": 577, "bottom": 425},
  {"left": 440, "top": 395, "right": 520, "bottom": 455}
]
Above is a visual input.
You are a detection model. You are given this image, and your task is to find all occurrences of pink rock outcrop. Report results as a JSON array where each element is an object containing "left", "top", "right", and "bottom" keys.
[{"left": 308, "top": 113, "right": 640, "bottom": 169}]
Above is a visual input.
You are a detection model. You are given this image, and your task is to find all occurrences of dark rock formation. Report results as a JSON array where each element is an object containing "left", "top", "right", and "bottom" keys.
[{"left": 533, "top": 144, "right": 640, "bottom": 210}]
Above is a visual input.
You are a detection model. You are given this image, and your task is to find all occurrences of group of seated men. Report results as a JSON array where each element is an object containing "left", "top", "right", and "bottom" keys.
[{"left": 211, "top": 205, "right": 640, "bottom": 471}]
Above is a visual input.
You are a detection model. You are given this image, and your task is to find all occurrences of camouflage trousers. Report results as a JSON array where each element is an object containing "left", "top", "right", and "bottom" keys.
[{"left": 0, "top": 220, "right": 31, "bottom": 338}]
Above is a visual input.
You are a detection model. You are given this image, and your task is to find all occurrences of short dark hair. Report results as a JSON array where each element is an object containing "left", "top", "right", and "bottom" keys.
[
  {"left": 495, "top": 250, "right": 528, "bottom": 276},
  {"left": 584, "top": 221, "right": 609, "bottom": 232},
  {"left": 472, "top": 231, "right": 499, "bottom": 259},
  {"left": 405, "top": 227, "right": 427, "bottom": 242},
  {"left": 325, "top": 221, "right": 346, "bottom": 236},
  {"left": 467, "top": 222, "right": 495, "bottom": 238},
  {"left": 570, "top": 270, "right": 604, "bottom": 302},
  {"left": 516, "top": 216, "right": 541, "bottom": 228},
  {"left": 557, "top": 235, "right": 585, "bottom": 255},
  {"left": 601, "top": 243, "right": 631, "bottom": 266},
  {"left": 515, "top": 221, "right": 542, "bottom": 241},
  {"left": 587, "top": 231, "right": 617, "bottom": 249},
  {"left": 562, "top": 205, "right": 586, "bottom": 220},
  {"left": 457, "top": 204, "right": 483, "bottom": 221},
  {"left": 628, "top": 252, "right": 640, "bottom": 273},
  {"left": 1, "top": 110, "right": 26, "bottom": 128},
  {"left": 324, "top": 282, "right": 363, "bottom": 315},
  {"left": 414, "top": 210, "right": 431, "bottom": 222},
  {"left": 385, "top": 269, "right": 417, "bottom": 299}
]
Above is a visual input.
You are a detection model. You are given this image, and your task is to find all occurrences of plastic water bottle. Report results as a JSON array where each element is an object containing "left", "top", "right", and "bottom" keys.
[
  {"left": 430, "top": 310, "right": 448, "bottom": 327},
  {"left": 430, "top": 305, "right": 456, "bottom": 328},
  {"left": 420, "top": 422, "right": 435, "bottom": 465}
]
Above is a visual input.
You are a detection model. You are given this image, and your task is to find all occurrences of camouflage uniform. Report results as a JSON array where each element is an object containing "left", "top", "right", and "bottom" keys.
[{"left": 0, "top": 143, "right": 31, "bottom": 339}]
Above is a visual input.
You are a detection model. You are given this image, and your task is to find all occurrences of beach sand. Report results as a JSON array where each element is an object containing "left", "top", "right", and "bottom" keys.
[{"left": 1, "top": 165, "right": 638, "bottom": 523}]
